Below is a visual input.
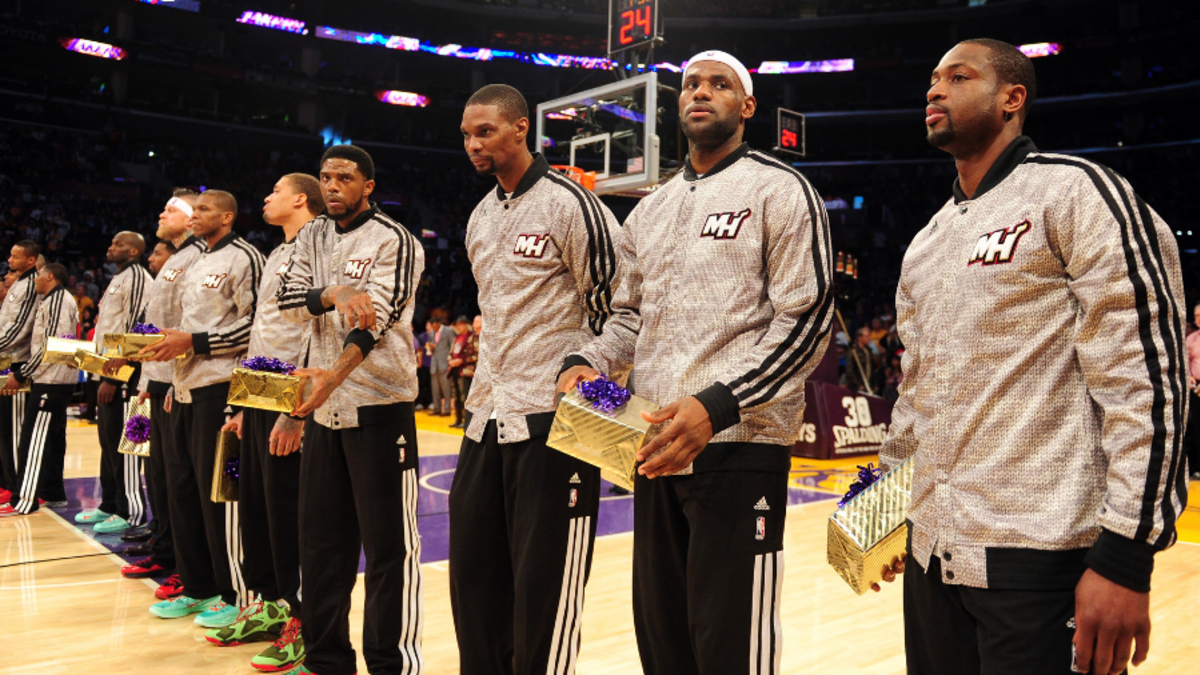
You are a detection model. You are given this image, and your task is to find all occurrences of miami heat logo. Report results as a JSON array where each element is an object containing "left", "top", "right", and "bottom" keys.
[
  {"left": 276, "top": 261, "right": 290, "bottom": 277},
  {"left": 700, "top": 208, "right": 751, "bottom": 240},
  {"left": 162, "top": 268, "right": 183, "bottom": 282},
  {"left": 343, "top": 259, "right": 372, "bottom": 279},
  {"left": 513, "top": 234, "right": 550, "bottom": 259},
  {"left": 968, "top": 220, "right": 1031, "bottom": 266},
  {"left": 201, "top": 273, "right": 228, "bottom": 289}
]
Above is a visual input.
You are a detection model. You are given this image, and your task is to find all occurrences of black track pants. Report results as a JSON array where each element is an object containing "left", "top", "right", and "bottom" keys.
[
  {"left": 9, "top": 384, "right": 72, "bottom": 512},
  {"left": 240, "top": 407, "right": 301, "bottom": 611},
  {"left": 449, "top": 419, "right": 600, "bottom": 675}
]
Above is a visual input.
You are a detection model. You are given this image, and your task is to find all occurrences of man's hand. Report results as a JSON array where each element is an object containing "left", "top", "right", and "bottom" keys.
[
  {"left": 1074, "top": 569, "right": 1151, "bottom": 675},
  {"left": 0, "top": 376, "right": 21, "bottom": 396},
  {"left": 270, "top": 415, "right": 304, "bottom": 456},
  {"left": 870, "top": 554, "right": 907, "bottom": 592},
  {"left": 636, "top": 396, "right": 713, "bottom": 479},
  {"left": 292, "top": 368, "right": 339, "bottom": 418},
  {"left": 141, "top": 329, "right": 192, "bottom": 361},
  {"left": 164, "top": 388, "right": 174, "bottom": 413},
  {"left": 221, "top": 410, "right": 244, "bottom": 440},
  {"left": 137, "top": 390, "right": 150, "bottom": 404},
  {"left": 97, "top": 380, "right": 117, "bottom": 406},
  {"left": 449, "top": 358, "right": 463, "bottom": 368},
  {"left": 322, "top": 285, "right": 376, "bottom": 331},
  {"left": 556, "top": 365, "right": 600, "bottom": 397},
  {"left": 102, "top": 357, "right": 129, "bottom": 377}
]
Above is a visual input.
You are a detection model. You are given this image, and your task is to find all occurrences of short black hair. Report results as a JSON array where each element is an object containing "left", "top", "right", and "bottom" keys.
[
  {"left": 44, "top": 262, "right": 67, "bottom": 286},
  {"left": 465, "top": 84, "right": 530, "bottom": 124},
  {"left": 283, "top": 173, "right": 326, "bottom": 216},
  {"left": 15, "top": 240, "right": 38, "bottom": 258},
  {"left": 959, "top": 38, "right": 1037, "bottom": 121},
  {"left": 201, "top": 189, "right": 239, "bottom": 216},
  {"left": 321, "top": 145, "right": 375, "bottom": 181},
  {"left": 157, "top": 240, "right": 178, "bottom": 254}
]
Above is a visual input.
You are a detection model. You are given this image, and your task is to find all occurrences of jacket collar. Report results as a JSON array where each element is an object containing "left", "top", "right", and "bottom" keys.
[
  {"left": 181, "top": 234, "right": 204, "bottom": 251},
  {"left": 205, "top": 231, "right": 238, "bottom": 253},
  {"left": 45, "top": 284, "right": 67, "bottom": 298},
  {"left": 18, "top": 266, "right": 36, "bottom": 280},
  {"left": 952, "top": 135, "right": 1037, "bottom": 204},
  {"left": 335, "top": 203, "right": 379, "bottom": 234},
  {"left": 495, "top": 153, "right": 551, "bottom": 202},
  {"left": 683, "top": 142, "right": 751, "bottom": 182}
]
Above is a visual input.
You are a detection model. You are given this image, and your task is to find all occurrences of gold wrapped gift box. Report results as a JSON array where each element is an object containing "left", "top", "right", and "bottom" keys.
[
  {"left": 827, "top": 458, "right": 914, "bottom": 595},
  {"left": 45, "top": 337, "right": 96, "bottom": 365},
  {"left": 227, "top": 368, "right": 306, "bottom": 414},
  {"left": 102, "top": 333, "right": 191, "bottom": 361},
  {"left": 0, "top": 353, "right": 12, "bottom": 372},
  {"left": 117, "top": 396, "right": 152, "bottom": 457},
  {"left": 211, "top": 429, "right": 240, "bottom": 503},
  {"left": 73, "top": 349, "right": 135, "bottom": 383},
  {"left": 546, "top": 390, "right": 664, "bottom": 492}
]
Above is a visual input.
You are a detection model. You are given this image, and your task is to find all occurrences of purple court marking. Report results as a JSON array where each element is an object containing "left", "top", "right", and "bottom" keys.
[{"left": 56, "top": 455, "right": 837, "bottom": 572}]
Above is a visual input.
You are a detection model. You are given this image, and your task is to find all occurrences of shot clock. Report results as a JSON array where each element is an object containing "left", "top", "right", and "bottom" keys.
[{"left": 608, "top": 0, "right": 661, "bottom": 56}]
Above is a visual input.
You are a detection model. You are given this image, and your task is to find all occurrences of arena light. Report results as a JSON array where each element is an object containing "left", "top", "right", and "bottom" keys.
[
  {"left": 314, "top": 26, "right": 419, "bottom": 51},
  {"left": 236, "top": 11, "right": 307, "bottom": 35},
  {"left": 135, "top": 0, "right": 202, "bottom": 12},
  {"left": 755, "top": 59, "right": 855, "bottom": 74},
  {"left": 1018, "top": 42, "right": 1062, "bottom": 58},
  {"left": 59, "top": 38, "right": 127, "bottom": 60},
  {"left": 376, "top": 90, "right": 429, "bottom": 108}
]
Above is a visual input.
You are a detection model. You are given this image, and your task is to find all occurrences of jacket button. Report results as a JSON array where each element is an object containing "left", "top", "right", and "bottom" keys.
[
  {"left": 960, "top": 206, "right": 968, "bottom": 215},
  {"left": 499, "top": 434, "right": 505, "bottom": 440},
  {"left": 503, "top": 204, "right": 509, "bottom": 210},
  {"left": 498, "top": 421, "right": 505, "bottom": 428},
  {"left": 943, "top": 551, "right": 952, "bottom": 562},
  {"left": 690, "top": 186, "right": 696, "bottom": 192},
  {"left": 945, "top": 570, "right": 955, "bottom": 580}
]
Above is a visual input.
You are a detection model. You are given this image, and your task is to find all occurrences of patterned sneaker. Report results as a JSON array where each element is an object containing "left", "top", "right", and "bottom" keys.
[
  {"left": 94, "top": 515, "right": 131, "bottom": 534},
  {"left": 0, "top": 504, "right": 23, "bottom": 517},
  {"left": 74, "top": 508, "right": 110, "bottom": 524},
  {"left": 276, "top": 666, "right": 314, "bottom": 675},
  {"left": 155, "top": 574, "right": 185, "bottom": 600},
  {"left": 205, "top": 599, "right": 288, "bottom": 647},
  {"left": 150, "top": 594, "right": 221, "bottom": 619},
  {"left": 252, "top": 617, "right": 306, "bottom": 672},
  {"left": 194, "top": 600, "right": 240, "bottom": 628}
]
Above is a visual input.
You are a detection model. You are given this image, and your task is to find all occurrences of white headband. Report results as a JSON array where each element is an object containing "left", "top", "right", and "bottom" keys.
[
  {"left": 684, "top": 50, "right": 753, "bottom": 97},
  {"left": 166, "top": 197, "right": 194, "bottom": 216}
]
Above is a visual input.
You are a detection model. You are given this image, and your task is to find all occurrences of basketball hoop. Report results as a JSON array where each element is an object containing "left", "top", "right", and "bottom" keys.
[{"left": 552, "top": 165, "right": 597, "bottom": 191}]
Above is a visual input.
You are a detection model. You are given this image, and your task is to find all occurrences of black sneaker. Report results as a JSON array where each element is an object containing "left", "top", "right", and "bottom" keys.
[{"left": 122, "top": 527, "right": 153, "bottom": 543}]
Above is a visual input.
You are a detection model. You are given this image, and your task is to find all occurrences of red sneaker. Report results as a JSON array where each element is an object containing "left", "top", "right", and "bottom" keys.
[
  {"left": 0, "top": 488, "right": 11, "bottom": 502},
  {"left": 122, "top": 557, "right": 171, "bottom": 579},
  {"left": 155, "top": 574, "right": 185, "bottom": 600},
  {"left": 0, "top": 504, "right": 23, "bottom": 517}
]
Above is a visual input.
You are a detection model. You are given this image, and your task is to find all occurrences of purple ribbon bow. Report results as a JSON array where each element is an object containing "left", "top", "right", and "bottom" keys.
[
  {"left": 576, "top": 374, "right": 631, "bottom": 414},
  {"left": 124, "top": 414, "right": 151, "bottom": 444},
  {"left": 838, "top": 463, "right": 884, "bottom": 508},
  {"left": 241, "top": 356, "right": 296, "bottom": 375}
]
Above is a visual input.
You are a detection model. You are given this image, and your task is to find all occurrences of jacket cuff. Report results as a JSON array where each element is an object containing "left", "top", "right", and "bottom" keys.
[
  {"left": 559, "top": 354, "right": 594, "bottom": 378},
  {"left": 306, "top": 288, "right": 332, "bottom": 315},
  {"left": 192, "top": 332, "right": 211, "bottom": 355},
  {"left": 693, "top": 382, "right": 741, "bottom": 435},
  {"left": 1085, "top": 528, "right": 1156, "bottom": 593},
  {"left": 12, "top": 370, "right": 28, "bottom": 385},
  {"left": 344, "top": 328, "right": 377, "bottom": 359}
]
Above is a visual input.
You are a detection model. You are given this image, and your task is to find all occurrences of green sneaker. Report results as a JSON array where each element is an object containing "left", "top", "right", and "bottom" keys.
[
  {"left": 252, "top": 616, "right": 306, "bottom": 672},
  {"left": 74, "top": 508, "right": 110, "bottom": 524},
  {"left": 150, "top": 594, "right": 222, "bottom": 619},
  {"left": 93, "top": 515, "right": 131, "bottom": 533},
  {"left": 205, "top": 599, "right": 288, "bottom": 647}
]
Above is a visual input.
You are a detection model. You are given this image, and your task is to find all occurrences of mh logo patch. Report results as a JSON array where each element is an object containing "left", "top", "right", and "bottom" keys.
[
  {"left": 968, "top": 220, "right": 1031, "bottom": 266},
  {"left": 343, "top": 259, "right": 372, "bottom": 279},
  {"left": 700, "top": 208, "right": 752, "bottom": 240},
  {"left": 202, "top": 273, "right": 228, "bottom": 289},
  {"left": 513, "top": 233, "right": 551, "bottom": 259},
  {"left": 162, "top": 268, "right": 183, "bottom": 282},
  {"left": 276, "top": 261, "right": 291, "bottom": 277}
]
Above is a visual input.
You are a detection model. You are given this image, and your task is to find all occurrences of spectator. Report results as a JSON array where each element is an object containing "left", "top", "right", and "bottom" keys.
[
  {"left": 447, "top": 315, "right": 478, "bottom": 429},
  {"left": 843, "top": 327, "right": 878, "bottom": 395}
]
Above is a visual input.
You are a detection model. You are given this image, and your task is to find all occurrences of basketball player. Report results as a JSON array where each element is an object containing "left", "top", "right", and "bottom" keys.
[
  {"left": 276, "top": 145, "right": 424, "bottom": 675},
  {"left": 0, "top": 240, "right": 40, "bottom": 505},
  {"left": 0, "top": 263, "right": 78, "bottom": 516},
  {"left": 874, "top": 39, "right": 1187, "bottom": 675},
  {"left": 558, "top": 51, "right": 833, "bottom": 674},
  {"left": 451, "top": 84, "right": 624, "bottom": 675},
  {"left": 144, "top": 190, "right": 264, "bottom": 629},
  {"left": 86, "top": 231, "right": 151, "bottom": 535},
  {"left": 121, "top": 189, "right": 203, "bottom": 589},
  {"left": 210, "top": 173, "right": 322, "bottom": 674}
]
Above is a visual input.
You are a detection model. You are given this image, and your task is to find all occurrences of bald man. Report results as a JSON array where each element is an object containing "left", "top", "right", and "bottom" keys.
[{"left": 80, "top": 231, "right": 152, "bottom": 534}]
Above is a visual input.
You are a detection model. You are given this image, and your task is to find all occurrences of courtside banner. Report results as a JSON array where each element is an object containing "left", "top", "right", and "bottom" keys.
[{"left": 791, "top": 381, "right": 893, "bottom": 459}]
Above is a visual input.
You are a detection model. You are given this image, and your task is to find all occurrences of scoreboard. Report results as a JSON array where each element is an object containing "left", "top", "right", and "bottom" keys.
[
  {"left": 775, "top": 107, "right": 806, "bottom": 158},
  {"left": 608, "top": 0, "right": 661, "bottom": 56}
]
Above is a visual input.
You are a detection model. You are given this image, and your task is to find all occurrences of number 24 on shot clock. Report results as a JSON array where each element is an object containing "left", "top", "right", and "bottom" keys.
[{"left": 608, "top": 0, "right": 660, "bottom": 55}]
